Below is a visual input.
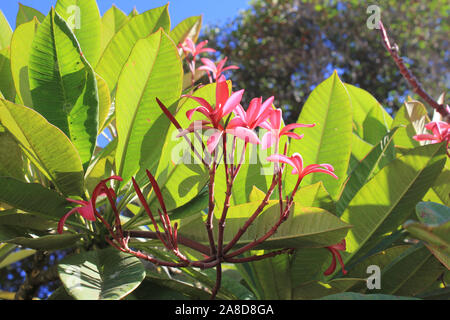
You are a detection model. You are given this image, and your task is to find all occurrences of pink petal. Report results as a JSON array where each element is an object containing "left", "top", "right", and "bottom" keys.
[
  {"left": 261, "top": 131, "right": 277, "bottom": 150},
  {"left": 183, "top": 95, "right": 213, "bottom": 112},
  {"left": 186, "top": 106, "right": 212, "bottom": 121},
  {"left": 200, "top": 57, "right": 216, "bottom": 70},
  {"left": 281, "top": 132, "right": 304, "bottom": 140},
  {"left": 227, "top": 117, "right": 247, "bottom": 129},
  {"left": 226, "top": 127, "right": 260, "bottom": 145},
  {"left": 215, "top": 75, "right": 229, "bottom": 109},
  {"left": 221, "top": 89, "right": 245, "bottom": 118},
  {"left": 323, "top": 249, "right": 338, "bottom": 276},
  {"left": 233, "top": 105, "right": 247, "bottom": 121},
  {"left": 267, "top": 154, "right": 298, "bottom": 173},
  {"left": 207, "top": 130, "right": 223, "bottom": 154},
  {"left": 66, "top": 198, "right": 89, "bottom": 206},
  {"left": 268, "top": 109, "right": 282, "bottom": 130},
  {"left": 280, "top": 123, "right": 315, "bottom": 135},
  {"left": 246, "top": 97, "right": 262, "bottom": 125}
]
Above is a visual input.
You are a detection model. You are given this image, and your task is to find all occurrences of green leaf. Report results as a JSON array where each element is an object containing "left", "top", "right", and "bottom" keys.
[
  {"left": 349, "top": 133, "right": 373, "bottom": 172},
  {"left": 320, "top": 292, "right": 420, "bottom": 300},
  {"left": 292, "top": 182, "right": 336, "bottom": 214},
  {"left": 341, "top": 143, "right": 447, "bottom": 265},
  {"left": 0, "top": 248, "right": 36, "bottom": 269},
  {"left": 0, "top": 177, "right": 70, "bottom": 221},
  {"left": 115, "top": 29, "right": 183, "bottom": 184},
  {"left": 95, "top": 4, "right": 171, "bottom": 92},
  {"left": 0, "top": 47, "right": 16, "bottom": 102},
  {"left": 29, "top": 8, "right": 99, "bottom": 167},
  {"left": 337, "top": 128, "right": 398, "bottom": 215},
  {"left": 170, "top": 15, "right": 202, "bottom": 46},
  {"left": 0, "top": 10, "right": 12, "bottom": 50},
  {"left": 416, "top": 201, "right": 450, "bottom": 226},
  {"left": 179, "top": 201, "right": 351, "bottom": 250},
  {"left": 6, "top": 234, "right": 82, "bottom": 250},
  {"left": 55, "top": 0, "right": 102, "bottom": 65},
  {"left": 391, "top": 100, "right": 429, "bottom": 148},
  {"left": 0, "top": 210, "right": 57, "bottom": 231},
  {"left": 95, "top": 73, "right": 111, "bottom": 134},
  {"left": 288, "top": 71, "right": 353, "bottom": 199},
  {"left": 58, "top": 248, "right": 146, "bottom": 300},
  {"left": 0, "top": 99, "right": 84, "bottom": 197},
  {"left": 289, "top": 248, "right": 333, "bottom": 286},
  {"left": 344, "top": 83, "right": 392, "bottom": 142},
  {"left": 100, "top": 5, "right": 129, "bottom": 55},
  {"left": 362, "top": 102, "right": 393, "bottom": 145},
  {"left": 16, "top": 3, "right": 45, "bottom": 27},
  {"left": 376, "top": 244, "right": 446, "bottom": 296},
  {"left": 0, "top": 130, "right": 24, "bottom": 180},
  {"left": 10, "top": 18, "right": 40, "bottom": 107}
]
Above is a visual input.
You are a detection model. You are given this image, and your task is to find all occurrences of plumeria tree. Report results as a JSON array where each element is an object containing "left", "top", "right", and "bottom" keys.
[{"left": 0, "top": 1, "right": 448, "bottom": 300}]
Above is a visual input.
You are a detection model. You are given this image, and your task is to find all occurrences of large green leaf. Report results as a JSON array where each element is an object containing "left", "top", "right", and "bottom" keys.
[
  {"left": 179, "top": 201, "right": 351, "bottom": 250},
  {"left": 348, "top": 133, "right": 373, "bottom": 172},
  {"left": 340, "top": 143, "right": 447, "bottom": 265},
  {"left": 337, "top": 128, "right": 398, "bottom": 215},
  {"left": 0, "top": 47, "right": 15, "bottom": 101},
  {"left": 288, "top": 71, "right": 353, "bottom": 199},
  {"left": 55, "top": 0, "right": 102, "bottom": 65},
  {"left": 115, "top": 29, "right": 183, "bottom": 184},
  {"left": 0, "top": 177, "right": 70, "bottom": 220},
  {"left": 95, "top": 4, "right": 171, "bottom": 92},
  {"left": 362, "top": 103, "right": 393, "bottom": 145},
  {"left": 10, "top": 18, "right": 39, "bottom": 107},
  {"left": 100, "top": 5, "right": 129, "bottom": 55},
  {"left": 28, "top": 8, "right": 99, "bottom": 167},
  {"left": 0, "top": 248, "right": 35, "bottom": 269},
  {"left": 376, "top": 244, "right": 446, "bottom": 296},
  {"left": 344, "top": 83, "right": 392, "bottom": 140},
  {"left": 391, "top": 100, "right": 429, "bottom": 148},
  {"left": 170, "top": 15, "right": 202, "bottom": 46},
  {"left": 58, "top": 248, "right": 145, "bottom": 300},
  {"left": 293, "top": 278, "right": 365, "bottom": 299},
  {"left": 95, "top": 74, "right": 111, "bottom": 134},
  {"left": 5, "top": 233, "right": 82, "bottom": 250},
  {"left": 0, "top": 10, "right": 12, "bottom": 50},
  {"left": 0, "top": 129, "right": 24, "bottom": 180},
  {"left": 0, "top": 99, "right": 84, "bottom": 196},
  {"left": 15, "top": 3, "right": 45, "bottom": 27}
]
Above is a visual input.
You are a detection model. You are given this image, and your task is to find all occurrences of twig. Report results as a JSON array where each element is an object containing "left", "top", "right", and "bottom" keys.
[{"left": 378, "top": 20, "right": 449, "bottom": 122}]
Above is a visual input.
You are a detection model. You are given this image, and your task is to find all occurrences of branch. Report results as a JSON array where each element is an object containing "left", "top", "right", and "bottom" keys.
[{"left": 378, "top": 20, "right": 449, "bottom": 122}]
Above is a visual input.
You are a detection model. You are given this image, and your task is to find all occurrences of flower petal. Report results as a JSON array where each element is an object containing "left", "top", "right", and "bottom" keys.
[
  {"left": 221, "top": 89, "right": 245, "bottom": 117},
  {"left": 261, "top": 131, "right": 276, "bottom": 150},
  {"left": 226, "top": 127, "right": 260, "bottom": 145},
  {"left": 57, "top": 208, "right": 79, "bottom": 234},
  {"left": 207, "top": 130, "right": 223, "bottom": 154}
]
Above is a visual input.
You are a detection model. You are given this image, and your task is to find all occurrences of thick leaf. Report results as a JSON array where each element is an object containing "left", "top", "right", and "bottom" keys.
[
  {"left": 95, "top": 74, "right": 111, "bottom": 134},
  {"left": 404, "top": 221, "right": 450, "bottom": 269},
  {"left": 416, "top": 201, "right": 450, "bottom": 226},
  {"left": 320, "top": 292, "right": 420, "bottom": 300},
  {"left": 170, "top": 15, "right": 202, "bottom": 46},
  {"left": 391, "top": 100, "right": 429, "bottom": 148},
  {"left": 0, "top": 129, "right": 24, "bottom": 179},
  {"left": 6, "top": 234, "right": 82, "bottom": 250},
  {"left": 0, "top": 47, "right": 15, "bottom": 101},
  {"left": 10, "top": 18, "right": 39, "bottom": 107},
  {"left": 292, "top": 182, "right": 336, "bottom": 213},
  {"left": 288, "top": 71, "right": 352, "bottom": 199},
  {"left": 341, "top": 143, "right": 447, "bottom": 265},
  {"left": 0, "top": 248, "right": 36, "bottom": 269},
  {"left": 362, "top": 103, "right": 393, "bottom": 145},
  {"left": 16, "top": 3, "right": 45, "bottom": 27},
  {"left": 100, "top": 5, "right": 129, "bottom": 55},
  {"left": 55, "top": 0, "right": 102, "bottom": 65},
  {"left": 179, "top": 201, "right": 351, "bottom": 250},
  {"left": 0, "top": 10, "right": 12, "bottom": 50},
  {"left": 95, "top": 4, "right": 171, "bottom": 92},
  {"left": 29, "top": 8, "right": 99, "bottom": 167},
  {"left": 348, "top": 133, "right": 373, "bottom": 172},
  {"left": 0, "top": 210, "right": 57, "bottom": 231},
  {"left": 337, "top": 128, "right": 398, "bottom": 215},
  {"left": 115, "top": 29, "right": 182, "bottom": 184},
  {"left": 58, "top": 248, "right": 145, "bottom": 300},
  {"left": 0, "top": 99, "right": 84, "bottom": 196},
  {"left": 376, "top": 244, "right": 446, "bottom": 296},
  {"left": 289, "top": 247, "right": 333, "bottom": 286},
  {"left": 344, "top": 83, "right": 392, "bottom": 140}
]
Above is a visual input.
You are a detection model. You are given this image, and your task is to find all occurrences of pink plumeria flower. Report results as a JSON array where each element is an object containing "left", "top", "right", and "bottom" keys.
[
  {"left": 180, "top": 75, "right": 258, "bottom": 153},
  {"left": 58, "top": 176, "right": 123, "bottom": 234},
  {"left": 324, "top": 239, "right": 348, "bottom": 276},
  {"left": 261, "top": 109, "right": 315, "bottom": 150},
  {"left": 266, "top": 153, "right": 338, "bottom": 181},
  {"left": 228, "top": 96, "right": 275, "bottom": 131},
  {"left": 198, "top": 57, "right": 239, "bottom": 82},
  {"left": 179, "top": 37, "right": 216, "bottom": 58},
  {"left": 413, "top": 121, "right": 449, "bottom": 148}
]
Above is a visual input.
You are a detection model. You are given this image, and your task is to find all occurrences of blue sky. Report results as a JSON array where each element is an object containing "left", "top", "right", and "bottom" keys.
[{"left": 1, "top": 0, "right": 250, "bottom": 30}]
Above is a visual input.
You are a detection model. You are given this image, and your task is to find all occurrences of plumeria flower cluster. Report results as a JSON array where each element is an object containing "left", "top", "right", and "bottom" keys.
[{"left": 58, "top": 39, "right": 348, "bottom": 299}]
